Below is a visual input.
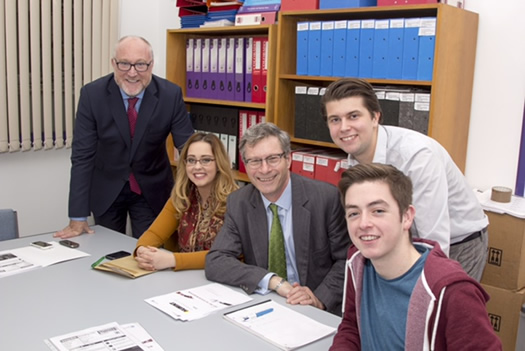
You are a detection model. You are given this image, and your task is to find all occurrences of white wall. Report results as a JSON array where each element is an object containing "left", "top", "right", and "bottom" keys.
[
  {"left": 1, "top": 0, "right": 523, "bottom": 236},
  {"left": 119, "top": 0, "right": 181, "bottom": 78},
  {"left": 464, "top": 0, "right": 525, "bottom": 192},
  {"left": 0, "top": 148, "right": 71, "bottom": 236}
]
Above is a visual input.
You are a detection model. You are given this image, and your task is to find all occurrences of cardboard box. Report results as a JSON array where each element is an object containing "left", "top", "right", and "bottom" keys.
[
  {"left": 518, "top": 305, "right": 525, "bottom": 351},
  {"left": 482, "top": 284, "right": 525, "bottom": 351},
  {"left": 481, "top": 211, "right": 525, "bottom": 290}
]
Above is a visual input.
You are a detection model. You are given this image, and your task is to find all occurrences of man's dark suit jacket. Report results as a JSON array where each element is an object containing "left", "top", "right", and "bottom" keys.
[
  {"left": 68, "top": 73, "right": 194, "bottom": 218},
  {"left": 205, "top": 173, "right": 350, "bottom": 315}
]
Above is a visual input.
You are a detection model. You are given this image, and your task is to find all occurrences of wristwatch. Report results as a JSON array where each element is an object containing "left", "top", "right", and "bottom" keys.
[{"left": 274, "top": 277, "right": 286, "bottom": 291}]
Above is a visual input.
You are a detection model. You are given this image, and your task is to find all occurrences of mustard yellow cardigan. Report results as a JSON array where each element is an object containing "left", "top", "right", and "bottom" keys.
[{"left": 135, "top": 198, "right": 208, "bottom": 271}]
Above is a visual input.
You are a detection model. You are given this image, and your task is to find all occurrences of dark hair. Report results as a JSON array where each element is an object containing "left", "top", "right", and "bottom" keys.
[
  {"left": 239, "top": 122, "right": 291, "bottom": 162},
  {"left": 320, "top": 78, "right": 383, "bottom": 123},
  {"left": 338, "top": 163, "right": 412, "bottom": 220}
]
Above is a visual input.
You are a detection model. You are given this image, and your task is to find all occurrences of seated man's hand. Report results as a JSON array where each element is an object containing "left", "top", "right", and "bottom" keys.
[
  {"left": 286, "top": 282, "right": 325, "bottom": 310},
  {"left": 54, "top": 220, "right": 94, "bottom": 238},
  {"left": 135, "top": 246, "right": 175, "bottom": 271},
  {"left": 271, "top": 276, "right": 293, "bottom": 297}
]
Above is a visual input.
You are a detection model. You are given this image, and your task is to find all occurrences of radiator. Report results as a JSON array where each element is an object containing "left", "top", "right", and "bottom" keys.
[{"left": 0, "top": 0, "right": 119, "bottom": 153}]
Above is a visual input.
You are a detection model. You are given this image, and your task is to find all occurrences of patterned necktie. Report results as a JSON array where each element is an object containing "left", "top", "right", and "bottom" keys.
[
  {"left": 127, "top": 97, "right": 138, "bottom": 137},
  {"left": 268, "top": 203, "right": 287, "bottom": 279},
  {"left": 127, "top": 97, "right": 141, "bottom": 195}
]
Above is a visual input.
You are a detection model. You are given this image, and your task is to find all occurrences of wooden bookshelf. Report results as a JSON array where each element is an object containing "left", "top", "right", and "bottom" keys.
[
  {"left": 274, "top": 4, "right": 478, "bottom": 171},
  {"left": 165, "top": 25, "right": 278, "bottom": 182},
  {"left": 166, "top": 25, "right": 277, "bottom": 121}
]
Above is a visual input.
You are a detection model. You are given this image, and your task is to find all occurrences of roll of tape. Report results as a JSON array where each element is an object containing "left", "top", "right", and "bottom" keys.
[{"left": 491, "top": 186, "right": 512, "bottom": 203}]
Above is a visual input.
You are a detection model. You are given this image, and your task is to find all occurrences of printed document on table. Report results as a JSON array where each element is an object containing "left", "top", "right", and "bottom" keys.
[
  {"left": 121, "top": 323, "right": 164, "bottom": 351},
  {"left": 145, "top": 283, "right": 253, "bottom": 321},
  {"left": 10, "top": 241, "right": 90, "bottom": 267},
  {"left": 0, "top": 242, "right": 89, "bottom": 278},
  {"left": 0, "top": 252, "right": 40, "bottom": 278},
  {"left": 45, "top": 321, "right": 162, "bottom": 351},
  {"left": 223, "top": 300, "right": 336, "bottom": 350}
]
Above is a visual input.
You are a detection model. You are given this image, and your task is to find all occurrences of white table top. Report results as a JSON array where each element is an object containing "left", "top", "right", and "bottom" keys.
[{"left": 0, "top": 225, "right": 341, "bottom": 350}]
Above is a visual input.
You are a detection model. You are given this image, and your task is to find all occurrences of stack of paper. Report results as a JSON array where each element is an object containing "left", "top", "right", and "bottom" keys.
[
  {"left": 475, "top": 188, "right": 525, "bottom": 219},
  {"left": 223, "top": 300, "right": 336, "bottom": 350},
  {"left": 204, "top": 0, "right": 243, "bottom": 26},
  {"left": 178, "top": 0, "right": 207, "bottom": 28},
  {"left": 0, "top": 241, "right": 90, "bottom": 278},
  {"left": 45, "top": 322, "right": 163, "bottom": 351},
  {"left": 0, "top": 252, "right": 40, "bottom": 277},
  {"left": 145, "top": 283, "right": 252, "bottom": 321}
]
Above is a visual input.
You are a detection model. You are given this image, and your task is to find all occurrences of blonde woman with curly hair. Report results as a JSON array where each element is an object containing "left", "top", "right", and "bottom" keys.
[{"left": 134, "top": 132, "right": 238, "bottom": 271}]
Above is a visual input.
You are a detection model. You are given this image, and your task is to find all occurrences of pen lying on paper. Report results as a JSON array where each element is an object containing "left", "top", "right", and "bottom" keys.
[{"left": 243, "top": 308, "right": 274, "bottom": 321}]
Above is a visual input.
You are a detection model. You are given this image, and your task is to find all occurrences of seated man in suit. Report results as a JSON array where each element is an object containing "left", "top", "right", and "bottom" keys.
[
  {"left": 55, "top": 36, "right": 194, "bottom": 239},
  {"left": 330, "top": 163, "right": 501, "bottom": 350},
  {"left": 205, "top": 123, "right": 350, "bottom": 315}
]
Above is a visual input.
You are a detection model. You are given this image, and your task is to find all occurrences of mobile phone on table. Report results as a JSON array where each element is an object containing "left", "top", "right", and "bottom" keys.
[
  {"left": 59, "top": 240, "right": 79, "bottom": 248},
  {"left": 30, "top": 241, "right": 53, "bottom": 250},
  {"left": 105, "top": 250, "right": 131, "bottom": 260}
]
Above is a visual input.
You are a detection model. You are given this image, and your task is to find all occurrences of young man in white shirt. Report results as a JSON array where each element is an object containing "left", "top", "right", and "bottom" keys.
[{"left": 321, "top": 78, "right": 488, "bottom": 281}]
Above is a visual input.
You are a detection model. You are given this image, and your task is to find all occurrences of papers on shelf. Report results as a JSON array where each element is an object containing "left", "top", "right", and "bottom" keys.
[
  {"left": 45, "top": 322, "right": 163, "bottom": 351},
  {"left": 200, "top": 19, "right": 235, "bottom": 27},
  {"left": 145, "top": 283, "right": 252, "bottom": 322},
  {"left": 223, "top": 300, "right": 337, "bottom": 350},
  {"left": 0, "top": 241, "right": 90, "bottom": 278},
  {"left": 475, "top": 188, "right": 525, "bottom": 218}
]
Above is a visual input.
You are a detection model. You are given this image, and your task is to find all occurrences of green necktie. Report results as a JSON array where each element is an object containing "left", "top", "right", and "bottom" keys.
[{"left": 268, "top": 203, "right": 287, "bottom": 280}]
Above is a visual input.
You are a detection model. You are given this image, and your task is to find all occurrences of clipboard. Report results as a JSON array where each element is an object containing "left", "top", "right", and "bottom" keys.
[{"left": 223, "top": 299, "right": 336, "bottom": 350}]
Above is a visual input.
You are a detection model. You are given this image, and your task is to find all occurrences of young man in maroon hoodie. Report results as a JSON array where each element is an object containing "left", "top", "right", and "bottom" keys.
[{"left": 330, "top": 163, "right": 500, "bottom": 351}]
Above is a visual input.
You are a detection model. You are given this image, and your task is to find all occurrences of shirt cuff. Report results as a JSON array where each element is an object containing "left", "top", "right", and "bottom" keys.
[
  {"left": 254, "top": 272, "right": 275, "bottom": 295},
  {"left": 70, "top": 217, "right": 88, "bottom": 222}
]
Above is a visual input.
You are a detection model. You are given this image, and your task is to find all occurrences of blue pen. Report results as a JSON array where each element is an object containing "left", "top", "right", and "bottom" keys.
[{"left": 243, "top": 307, "right": 274, "bottom": 321}]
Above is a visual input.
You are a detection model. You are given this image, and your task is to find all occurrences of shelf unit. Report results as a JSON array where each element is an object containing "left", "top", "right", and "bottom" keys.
[
  {"left": 274, "top": 4, "right": 478, "bottom": 172},
  {"left": 165, "top": 25, "right": 278, "bottom": 182}
]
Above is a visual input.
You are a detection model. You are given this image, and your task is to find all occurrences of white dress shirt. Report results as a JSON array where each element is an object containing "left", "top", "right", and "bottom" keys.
[{"left": 347, "top": 125, "right": 488, "bottom": 255}]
